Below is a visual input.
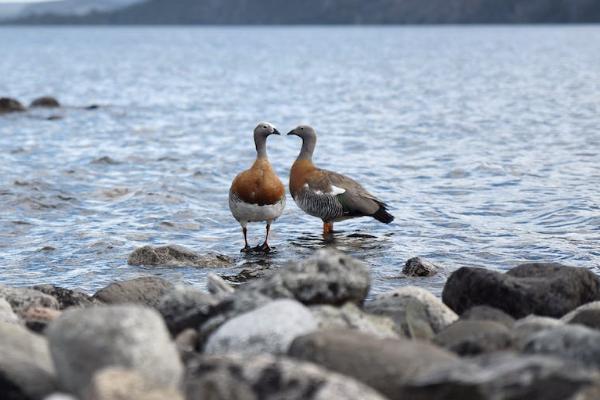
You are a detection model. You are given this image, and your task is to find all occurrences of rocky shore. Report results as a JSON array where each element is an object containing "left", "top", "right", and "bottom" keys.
[{"left": 2, "top": 248, "right": 600, "bottom": 400}]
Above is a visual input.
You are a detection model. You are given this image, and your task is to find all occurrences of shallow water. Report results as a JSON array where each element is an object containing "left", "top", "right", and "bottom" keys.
[{"left": 0, "top": 26, "right": 599, "bottom": 296}]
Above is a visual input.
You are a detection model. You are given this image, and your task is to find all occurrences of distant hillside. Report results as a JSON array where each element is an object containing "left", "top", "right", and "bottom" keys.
[
  {"left": 7, "top": 0, "right": 600, "bottom": 24},
  {"left": 19, "top": 0, "right": 144, "bottom": 17}
]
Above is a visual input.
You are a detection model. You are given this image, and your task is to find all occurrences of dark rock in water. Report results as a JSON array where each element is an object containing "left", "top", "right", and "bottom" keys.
[
  {"left": 90, "top": 156, "right": 121, "bottom": 165},
  {"left": 434, "top": 320, "right": 515, "bottom": 356},
  {"left": 127, "top": 245, "right": 233, "bottom": 268},
  {"left": 47, "top": 305, "right": 183, "bottom": 397},
  {"left": 46, "top": 115, "right": 63, "bottom": 121},
  {"left": 221, "top": 263, "right": 273, "bottom": 284},
  {"left": 460, "top": 305, "right": 515, "bottom": 328},
  {"left": 523, "top": 324, "right": 600, "bottom": 369},
  {"left": 561, "top": 301, "right": 600, "bottom": 330},
  {"left": 289, "top": 330, "right": 459, "bottom": 400},
  {"left": 0, "top": 97, "right": 26, "bottom": 114},
  {"left": 85, "top": 104, "right": 100, "bottom": 110},
  {"left": 93, "top": 276, "right": 174, "bottom": 307},
  {"left": 364, "top": 286, "right": 458, "bottom": 339},
  {"left": 442, "top": 263, "right": 600, "bottom": 318},
  {"left": 403, "top": 257, "right": 440, "bottom": 277},
  {"left": 155, "top": 286, "right": 217, "bottom": 335},
  {"left": 0, "top": 285, "right": 59, "bottom": 317},
  {"left": 30, "top": 96, "right": 60, "bottom": 108},
  {"left": 403, "top": 352, "right": 599, "bottom": 400},
  {"left": 31, "top": 284, "right": 96, "bottom": 309},
  {"left": 0, "top": 321, "right": 58, "bottom": 399},
  {"left": 184, "top": 354, "right": 387, "bottom": 400}
]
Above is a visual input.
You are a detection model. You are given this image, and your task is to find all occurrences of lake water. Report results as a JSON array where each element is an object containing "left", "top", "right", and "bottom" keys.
[{"left": 0, "top": 26, "right": 599, "bottom": 296}]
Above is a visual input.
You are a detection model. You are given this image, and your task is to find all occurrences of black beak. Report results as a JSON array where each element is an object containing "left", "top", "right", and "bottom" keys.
[
  {"left": 272, "top": 128, "right": 281, "bottom": 135},
  {"left": 287, "top": 130, "right": 296, "bottom": 136}
]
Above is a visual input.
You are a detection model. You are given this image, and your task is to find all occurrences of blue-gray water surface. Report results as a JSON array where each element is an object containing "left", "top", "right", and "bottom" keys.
[{"left": 0, "top": 26, "right": 599, "bottom": 296}]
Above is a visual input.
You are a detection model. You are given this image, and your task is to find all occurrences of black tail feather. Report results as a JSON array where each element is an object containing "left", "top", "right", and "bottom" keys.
[{"left": 373, "top": 204, "right": 394, "bottom": 224}]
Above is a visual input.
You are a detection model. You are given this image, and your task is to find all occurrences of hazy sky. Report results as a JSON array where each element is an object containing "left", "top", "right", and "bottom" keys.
[{"left": 0, "top": 0, "right": 57, "bottom": 3}]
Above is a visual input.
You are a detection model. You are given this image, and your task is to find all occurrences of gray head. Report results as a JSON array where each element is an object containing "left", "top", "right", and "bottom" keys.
[
  {"left": 253, "top": 122, "right": 280, "bottom": 158},
  {"left": 287, "top": 125, "right": 317, "bottom": 160}
]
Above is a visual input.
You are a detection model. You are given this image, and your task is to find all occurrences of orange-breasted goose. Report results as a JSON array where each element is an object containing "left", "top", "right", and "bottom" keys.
[
  {"left": 229, "top": 122, "right": 285, "bottom": 252},
  {"left": 288, "top": 125, "right": 393, "bottom": 235}
]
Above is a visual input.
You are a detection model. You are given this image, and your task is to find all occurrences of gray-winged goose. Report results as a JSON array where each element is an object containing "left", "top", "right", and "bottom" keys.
[
  {"left": 229, "top": 122, "right": 285, "bottom": 252},
  {"left": 288, "top": 125, "right": 393, "bottom": 235}
]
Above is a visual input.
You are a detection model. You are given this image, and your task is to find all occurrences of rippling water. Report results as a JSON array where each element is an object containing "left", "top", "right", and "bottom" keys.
[{"left": 1, "top": 26, "right": 599, "bottom": 296}]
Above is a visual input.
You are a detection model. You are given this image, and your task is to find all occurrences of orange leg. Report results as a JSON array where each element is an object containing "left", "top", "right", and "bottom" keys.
[{"left": 323, "top": 222, "right": 334, "bottom": 235}]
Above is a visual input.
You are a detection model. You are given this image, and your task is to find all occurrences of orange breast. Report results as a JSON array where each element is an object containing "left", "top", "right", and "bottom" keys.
[
  {"left": 289, "top": 159, "right": 317, "bottom": 198},
  {"left": 231, "top": 159, "right": 285, "bottom": 206}
]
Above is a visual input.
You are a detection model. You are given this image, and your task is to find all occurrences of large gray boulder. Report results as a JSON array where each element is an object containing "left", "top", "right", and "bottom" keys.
[
  {"left": 47, "top": 305, "right": 183, "bottom": 397},
  {"left": 289, "top": 330, "right": 459, "bottom": 400},
  {"left": 0, "top": 285, "right": 59, "bottom": 316},
  {"left": 364, "top": 286, "right": 458, "bottom": 339},
  {"left": 127, "top": 245, "right": 232, "bottom": 267},
  {"left": 443, "top": 263, "right": 600, "bottom": 318},
  {"left": 0, "top": 321, "right": 57, "bottom": 399},
  {"left": 433, "top": 320, "right": 515, "bottom": 356},
  {"left": 93, "top": 276, "right": 174, "bottom": 307},
  {"left": 184, "top": 354, "right": 387, "bottom": 400},
  {"left": 204, "top": 299, "right": 318, "bottom": 356},
  {"left": 156, "top": 286, "right": 217, "bottom": 335}
]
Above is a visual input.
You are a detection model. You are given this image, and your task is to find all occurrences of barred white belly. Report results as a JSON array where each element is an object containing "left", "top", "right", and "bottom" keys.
[{"left": 229, "top": 193, "right": 285, "bottom": 226}]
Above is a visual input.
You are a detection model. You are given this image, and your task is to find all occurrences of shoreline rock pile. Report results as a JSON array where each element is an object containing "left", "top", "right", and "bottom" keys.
[{"left": 2, "top": 249, "right": 600, "bottom": 400}]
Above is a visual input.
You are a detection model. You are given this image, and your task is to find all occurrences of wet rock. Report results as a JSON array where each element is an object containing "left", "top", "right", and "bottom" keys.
[
  {"left": 523, "top": 324, "right": 600, "bottom": 369},
  {"left": 403, "top": 257, "right": 439, "bottom": 277},
  {"left": 433, "top": 320, "right": 514, "bottom": 356},
  {"left": 513, "top": 315, "right": 564, "bottom": 348},
  {"left": 364, "top": 286, "right": 458, "bottom": 339},
  {"left": 221, "top": 263, "right": 273, "bottom": 284},
  {"left": 47, "top": 305, "right": 183, "bottom": 397},
  {"left": 184, "top": 354, "right": 387, "bottom": 400},
  {"left": 561, "top": 301, "right": 600, "bottom": 330},
  {"left": 86, "top": 368, "right": 184, "bottom": 400},
  {"left": 404, "top": 352, "right": 599, "bottom": 400},
  {"left": 85, "top": 104, "right": 100, "bottom": 110},
  {"left": 32, "top": 284, "right": 96, "bottom": 309},
  {"left": 46, "top": 115, "right": 63, "bottom": 121},
  {"left": 0, "top": 298, "right": 19, "bottom": 324},
  {"left": 127, "top": 245, "right": 233, "bottom": 268},
  {"left": 310, "top": 302, "right": 399, "bottom": 339},
  {"left": 90, "top": 156, "right": 121, "bottom": 165},
  {"left": 442, "top": 263, "right": 600, "bottom": 318},
  {"left": 93, "top": 276, "right": 174, "bottom": 307},
  {"left": 0, "top": 321, "right": 57, "bottom": 399},
  {"left": 460, "top": 305, "right": 515, "bottom": 328},
  {"left": 30, "top": 97, "right": 60, "bottom": 108},
  {"left": 206, "top": 273, "right": 235, "bottom": 300},
  {"left": 22, "top": 307, "right": 62, "bottom": 333},
  {"left": 175, "top": 329, "right": 199, "bottom": 362},
  {"left": 289, "top": 330, "right": 458, "bottom": 400},
  {"left": 156, "top": 286, "right": 217, "bottom": 335},
  {"left": 0, "top": 97, "right": 26, "bottom": 114},
  {"left": 204, "top": 299, "right": 318, "bottom": 356},
  {"left": 0, "top": 285, "right": 59, "bottom": 316}
]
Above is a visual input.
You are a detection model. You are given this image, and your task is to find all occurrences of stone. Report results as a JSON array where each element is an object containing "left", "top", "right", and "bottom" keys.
[
  {"left": 0, "top": 285, "right": 59, "bottom": 316},
  {"left": 523, "top": 324, "right": 600, "bottom": 369},
  {"left": 0, "top": 297, "right": 19, "bottom": 324},
  {"left": 93, "top": 276, "right": 174, "bottom": 307},
  {"left": 433, "top": 320, "right": 514, "bottom": 356},
  {"left": 562, "top": 301, "right": 600, "bottom": 330},
  {"left": 86, "top": 368, "right": 184, "bottom": 400},
  {"left": 204, "top": 299, "right": 318, "bottom": 356},
  {"left": 310, "top": 302, "right": 399, "bottom": 339},
  {"left": 0, "top": 97, "right": 26, "bottom": 114},
  {"left": 127, "top": 245, "right": 232, "bottom": 267},
  {"left": 0, "top": 321, "right": 57, "bottom": 399},
  {"left": 364, "top": 286, "right": 458, "bottom": 339},
  {"left": 403, "top": 257, "right": 439, "bottom": 277},
  {"left": 44, "top": 395, "right": 77, "bottom": 400},
  {"left": 442, "top": 263, "right": 600, "bottom": 318},
  {"left": 289, "top": 330, "right": 458, "bottom": 400},
  {"left": 513, "top": 315, "right": 564, "bottom": 349},
  {"left": 221, "top": 263, "right": 273, "bottom": 284},
  {"left": 47, "top": 305, "right": 183, "bottom": 397},
  {"left": 22, "top": 307, "right": 62, "bottom": 333},
  {"left": 175, "top": 329, "right": 198, "bottom": 363},
  {"left": 404, "top": 352, "right": 599, "bottom": 400},
  {"left": 156, "top": 285, "right": 217, "bottom": 335},
  {"left": 30, "top": 97, "right": 60, "bottom": 108},
  {"left": 460, "top": 305, "right": 515, "bottom": 328},
  {"left": 184, "top": 354, "right": 387, "bottom": 400},
  {"left": 32, "top": 284, "right": 96, "bottom": 309},
  {"left": 206, "top": 273, "right": 235, "bottom": 300}
]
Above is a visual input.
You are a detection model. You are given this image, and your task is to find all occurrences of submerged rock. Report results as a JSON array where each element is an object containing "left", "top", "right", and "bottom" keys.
[
  {"left": 32, "top": 284, "right": 96, "bottom": 309},
  {"left": 364, "top": 286, "right": 458, "bottom": 339},
  {"left": 0, "top": 285, "right": 59, "bottom": 316},
  {"left": 30, "top": 97, "right": 60, "bottom": 108},
  {"left": 0, "top": 321, "right": 57, "bottom": 399},
  {"left": 86, "top": 368, "right": 184, "bottom": 400},
  {"left": 204, "top": 299, "right": 318, "bottom": 356},
  {"left": 0, "top": 97, "right": 26, "bottom": 114},
  {"left": 403, "top": 257, "right": 440, "bottom": 277},
  {"left": 47, "top": 305, "right": 183, "bottom": 397},
  {"left": 442, "top": 263, "right": 600, "bottom": 318},
  {"left": 127, "top": 245, "right": 233, "bottom": 268},
  {"left": 93, "top": 276, "right": 174, "bottom": 307},
  {"left": 289, "top": 330, "right": 458, "bottom": 400},
  {"left": 433, "top": 320, "right": 515, "bottom": 356},
  {"left": 184, "top": 354, "right": 387, "bottom": 400}
]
